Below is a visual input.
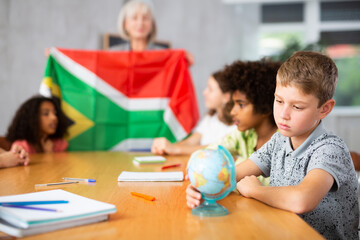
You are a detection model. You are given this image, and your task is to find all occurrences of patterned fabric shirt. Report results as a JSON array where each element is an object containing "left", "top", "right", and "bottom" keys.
[
  {"left": 208, "top": 128, "right": 270, "bottom": 186},
  {"left": 250, "top": 121, "right": 359, "bottom": 240}
]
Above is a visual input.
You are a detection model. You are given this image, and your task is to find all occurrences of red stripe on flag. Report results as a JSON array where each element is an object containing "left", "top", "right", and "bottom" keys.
[
  {"left": 57, "top": 48, "right": 187, "bottom": 98},
  {"left": 56, "top": 48, "right": 199, "bottom": 134}
]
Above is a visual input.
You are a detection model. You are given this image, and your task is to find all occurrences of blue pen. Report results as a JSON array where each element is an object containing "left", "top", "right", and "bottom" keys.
[
  {"left": 1, "top": 204, "right": 61, "bottom": 212},
  {"left": 62, "top": 177, "right": 96, "bottom": 183},
  {"left": 0, "top": 200, "right": 68, "bottom": 206}
]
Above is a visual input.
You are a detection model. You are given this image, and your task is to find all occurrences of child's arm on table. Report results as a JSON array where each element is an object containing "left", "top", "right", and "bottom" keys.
[
  {"left": 0, "top": 145, "right": 30, "bottom": 168},
  {"left": 237, "top": 168, "right": 334, "bottom": 214},
  {"left": 152, "top": 133, "right": 204, "bottom": 155}
]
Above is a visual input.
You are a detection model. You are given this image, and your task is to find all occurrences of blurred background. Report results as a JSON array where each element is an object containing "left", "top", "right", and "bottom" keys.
[{"left": 0, "top": 0, "right": 359, "bottom": 151}]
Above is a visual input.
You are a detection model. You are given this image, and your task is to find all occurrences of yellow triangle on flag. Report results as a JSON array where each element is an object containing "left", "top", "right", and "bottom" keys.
[
  {"left": 61, "top": 101, "right": 94, "bottom": 140},
  {"left": 42, "top": 77, "right": 61, "bottom": 98}
]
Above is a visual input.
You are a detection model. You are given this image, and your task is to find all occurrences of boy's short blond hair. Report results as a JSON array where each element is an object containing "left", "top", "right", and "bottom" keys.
[
  {"left": 277, "top": 51, "right": 338, "bottom": 107},
  {"left": 117, "top": 0, "right": 157, "bottom": 42}
]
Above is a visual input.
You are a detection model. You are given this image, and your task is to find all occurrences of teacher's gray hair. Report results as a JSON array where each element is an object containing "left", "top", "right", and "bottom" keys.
[{"left": 117, "top": 0, "right": 157, "bottom": 42}]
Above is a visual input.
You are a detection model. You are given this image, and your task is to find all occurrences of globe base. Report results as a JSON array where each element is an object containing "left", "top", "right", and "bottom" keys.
[{"left": 191, "top": 201, "right": 229, "bottom": 217}]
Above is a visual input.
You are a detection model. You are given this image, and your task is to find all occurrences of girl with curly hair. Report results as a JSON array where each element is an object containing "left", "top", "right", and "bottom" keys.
[
  {"left": 6, "top": 95, "right": 70, "bottom": 153},
  {"left": 151, "top": 71, "right": 236, "bottom": 155}
]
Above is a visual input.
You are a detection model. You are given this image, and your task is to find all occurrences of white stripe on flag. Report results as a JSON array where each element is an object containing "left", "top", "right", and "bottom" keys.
[
  {"left": 164, "top": 107, "right": 187, "bottom": 141},
  {"left": 50, "top": 48, "right": 169, "bottom": 111},
  {"left": 39, "top": 82, "right": 51, "bottom": 97}
]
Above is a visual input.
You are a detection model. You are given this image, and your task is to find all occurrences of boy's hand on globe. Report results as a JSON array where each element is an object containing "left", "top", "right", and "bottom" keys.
[
  {"left": 186, "top": 184, "right": 202, "bottom": 208},
  {"left": 184, "top": 174, "right": 189, "bottom": 180}
]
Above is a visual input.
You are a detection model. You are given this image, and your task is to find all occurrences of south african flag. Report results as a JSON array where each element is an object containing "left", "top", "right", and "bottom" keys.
[{"left": 40, "top": 48, "right": 199, "bottom": 151}]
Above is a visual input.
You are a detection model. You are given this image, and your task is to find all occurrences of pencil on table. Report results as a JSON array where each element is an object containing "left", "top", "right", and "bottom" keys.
[
  {"left": 161, "top": 164, "right": 181, "bottom": 170},
  {"left": 1, "top": 204, "right": 61, "bottom": 212},
  {"left": 35, "top": 181, "right": 78, "bottom": 187},
  {"left": 130, "top": 192, "right": 155, "bottom": 201}
]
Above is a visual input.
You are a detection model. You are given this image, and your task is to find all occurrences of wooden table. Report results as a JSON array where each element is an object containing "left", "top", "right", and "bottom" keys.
[{"left": 0, "top": 152, "right": 324, "bottom": 239}]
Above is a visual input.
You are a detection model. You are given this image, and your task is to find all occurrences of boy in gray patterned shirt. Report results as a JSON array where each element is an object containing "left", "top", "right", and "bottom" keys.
[{"left": 186, "top": 51, "right": 359, "bottom": 239}]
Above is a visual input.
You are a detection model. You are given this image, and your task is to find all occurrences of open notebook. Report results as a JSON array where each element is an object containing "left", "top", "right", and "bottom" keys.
[{"left": 0, "top": 189, "right": 116, "bottom": 237}]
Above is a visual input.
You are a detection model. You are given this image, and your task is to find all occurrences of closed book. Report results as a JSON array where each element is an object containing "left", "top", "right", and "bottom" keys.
[
  {"left": 0, "top": 189, "right": 116, "bottom": 237},
  {"left": 118, "top": 171, "right": 184, "bottom": 182},
  {"left": 133, "top": 156, "right": 166, "bottom": 164}
]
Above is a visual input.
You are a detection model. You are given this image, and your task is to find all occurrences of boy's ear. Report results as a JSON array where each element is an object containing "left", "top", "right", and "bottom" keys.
[{"left": 319, "top": 99, "right": 335, "bottom": 119}]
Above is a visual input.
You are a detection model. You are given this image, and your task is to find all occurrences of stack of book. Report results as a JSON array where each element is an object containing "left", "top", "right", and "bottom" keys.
[{"left": 0, "top": 189, "right": 117, "bottom": 237}]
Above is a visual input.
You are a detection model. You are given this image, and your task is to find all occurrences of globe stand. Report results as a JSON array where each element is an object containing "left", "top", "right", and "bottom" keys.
[{"left": 191, "top": 198, "right": 229, "bottom": 217}]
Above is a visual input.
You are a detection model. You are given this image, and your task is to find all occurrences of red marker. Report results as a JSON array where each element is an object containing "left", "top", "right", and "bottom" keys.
[{"left": 161, "top": 164, "right": 181, "bottom": 170}]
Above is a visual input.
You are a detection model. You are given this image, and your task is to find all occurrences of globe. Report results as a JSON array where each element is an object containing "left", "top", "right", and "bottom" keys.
[{"left": 187, "top": 145, "right": 236, "bottom": 217}]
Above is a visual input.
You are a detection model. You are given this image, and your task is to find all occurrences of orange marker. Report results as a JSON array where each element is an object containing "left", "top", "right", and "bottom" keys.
[{"left": 130, "top": 192, "right": 156, "bottom": 201}]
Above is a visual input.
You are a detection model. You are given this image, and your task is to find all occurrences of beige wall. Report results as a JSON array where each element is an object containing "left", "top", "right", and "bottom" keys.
[
  {"left": 2, "top": 0, "right": 359, "bottom": 152},
  {"left": 0, "top": 0, "right": 259, "bottom": 135}
]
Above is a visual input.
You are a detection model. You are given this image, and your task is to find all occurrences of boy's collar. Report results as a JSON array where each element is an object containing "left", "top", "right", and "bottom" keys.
[{"left": 285, "top": 121, "right": 326, "bottom": 158}]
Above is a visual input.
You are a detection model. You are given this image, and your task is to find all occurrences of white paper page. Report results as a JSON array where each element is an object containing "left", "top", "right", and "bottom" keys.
[{"left": 118, "top": 171, "right": 184, "bottom": 182}]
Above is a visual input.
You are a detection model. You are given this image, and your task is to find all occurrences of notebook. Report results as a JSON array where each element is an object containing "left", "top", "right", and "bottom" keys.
[
  {"left": 133, "top": 156, "right": 166, "bottom": 164},
  {"left": 118, "top": 171, "right": 184, "bottom": 182},
  {"left": 0, "top": 189, "right": 116, "bottom": 237}
]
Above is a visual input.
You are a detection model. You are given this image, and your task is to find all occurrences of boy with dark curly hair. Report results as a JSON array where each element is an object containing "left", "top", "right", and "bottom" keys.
[{"left": 206, "top": 59, "right": 281, "bottom": 185}]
